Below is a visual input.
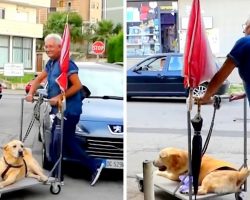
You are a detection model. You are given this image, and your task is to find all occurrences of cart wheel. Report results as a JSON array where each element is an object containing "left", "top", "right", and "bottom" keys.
[
  {"left": 138, "top": 180, "right": 144, "bottom": 192},
  {"left": 50, "top": 183, "right": 61, "bottom": 195},
  {"left": 235, "top": 192, "right": 245, "bottom": 200}
]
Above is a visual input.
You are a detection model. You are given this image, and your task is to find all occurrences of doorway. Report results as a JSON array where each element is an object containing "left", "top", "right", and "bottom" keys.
[{"left": 160, "top": 12, "right": 178, "bottom": 53}]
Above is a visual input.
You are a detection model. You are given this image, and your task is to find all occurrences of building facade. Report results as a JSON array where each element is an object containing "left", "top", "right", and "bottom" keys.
[
  {"left": 0, "top": 0, "right": 50, "bottom": 73},
  {"left": 127, "top": 0, "right": 250, "bottom": 59},
  {"left": 103, "top": 0, "right": 123, "bottom": 24}
]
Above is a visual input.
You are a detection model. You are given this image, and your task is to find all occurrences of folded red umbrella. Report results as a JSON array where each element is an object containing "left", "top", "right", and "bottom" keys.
[
  {"left": 56, "top": 23, "right": 70, "bottom": 92},
  {"left": 183, "top": 0, "right": 216, "bottom": 89}
]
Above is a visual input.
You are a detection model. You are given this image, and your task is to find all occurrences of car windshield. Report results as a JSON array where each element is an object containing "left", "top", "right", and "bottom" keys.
[{"left": 78, "top": 66, "right": 123, "bottom": 98}]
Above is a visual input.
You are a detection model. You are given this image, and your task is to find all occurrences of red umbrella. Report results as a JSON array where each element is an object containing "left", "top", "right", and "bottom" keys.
[
  {"left": 56, "top": 23, "right": 70, "bottom": 92},
  {"left": 183, "top": 0, "right": 216, "bottom": 89}
]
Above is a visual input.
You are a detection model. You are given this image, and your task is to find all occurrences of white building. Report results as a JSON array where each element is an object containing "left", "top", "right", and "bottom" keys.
[{"left": 0, "top": 0, "right": 50, "bottom": 73}]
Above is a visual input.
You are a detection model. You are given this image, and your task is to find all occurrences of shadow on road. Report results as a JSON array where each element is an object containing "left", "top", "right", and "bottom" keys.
[{"left": 63, "top": 162, "right": 123, "bottom": 182}]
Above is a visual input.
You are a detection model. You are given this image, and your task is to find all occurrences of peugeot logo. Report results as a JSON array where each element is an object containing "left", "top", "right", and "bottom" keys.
[{"left": 109, "top": 125, "right": 123, "bottom": 134}]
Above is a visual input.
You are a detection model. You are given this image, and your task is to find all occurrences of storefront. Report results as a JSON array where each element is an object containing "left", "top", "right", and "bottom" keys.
[
  {"left": 127, "top": 0, "right": 250, "bottom": 61},
  {"left": 127, "top": 1, "right": 178, "bottom": 57}
]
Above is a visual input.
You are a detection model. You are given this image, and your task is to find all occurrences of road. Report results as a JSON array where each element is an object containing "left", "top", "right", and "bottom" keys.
[
  {"left": 0, "top": 91, "right": 123, "bottom": 200},
  {"left": 127, "top": 98, "right": 250, "bottom": 200}
]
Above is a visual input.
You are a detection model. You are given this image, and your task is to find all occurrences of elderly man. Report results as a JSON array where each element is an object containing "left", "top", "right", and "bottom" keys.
[
  {"left": 199, "top": 17, "right": 250, "bottom": 105},
  {"left": 26, "top": 33, "right": 102, "bottom": 186}
]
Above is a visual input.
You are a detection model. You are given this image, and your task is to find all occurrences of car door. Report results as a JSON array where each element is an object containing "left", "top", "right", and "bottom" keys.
[
  {"left": 127, "top": 56, "right": 167, "bottom": 96},
  {"left": 164, "top": 55, "right": 188, "bottom": 96}
]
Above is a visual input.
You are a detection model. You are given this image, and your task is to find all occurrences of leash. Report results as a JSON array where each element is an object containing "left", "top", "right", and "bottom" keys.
[
  {"left": 22, "top": 96, "right": 44, "bottom": 143},
  {"left": 201, "top": 95, "right": 221, "bottom": 155}
]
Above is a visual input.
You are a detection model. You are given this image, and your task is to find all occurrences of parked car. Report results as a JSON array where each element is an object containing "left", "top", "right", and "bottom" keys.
[
  {"left": 25, "top": 73, "right": 47, "bottom": 94},
  {"left": 0, "top": 83, "right": 2, "bottom": 99},
  {"left": 127, "top": 53, "right": 229, "bottom": 99},
  {"left": 39, "top": 62, "right": 124, "bottom": 171}
]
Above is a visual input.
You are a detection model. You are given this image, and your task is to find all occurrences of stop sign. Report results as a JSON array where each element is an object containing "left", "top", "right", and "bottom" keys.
[{"left": 92, "top": 41, "right": 105, "bottom": 55}]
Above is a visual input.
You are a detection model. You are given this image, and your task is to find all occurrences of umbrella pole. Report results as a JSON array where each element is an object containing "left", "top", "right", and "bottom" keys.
[{"left": 187, "top": 89, "right": 193, "bottom": 200}]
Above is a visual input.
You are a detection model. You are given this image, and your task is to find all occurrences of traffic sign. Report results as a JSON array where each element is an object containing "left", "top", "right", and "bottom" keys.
[{"left": 92, "top": 41, "right": 105, "bottom": 55}]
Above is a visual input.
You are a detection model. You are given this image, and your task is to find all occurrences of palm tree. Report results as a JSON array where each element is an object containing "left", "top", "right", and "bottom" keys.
[{"left": 92, "top": 20, "right": 115, "bottom": 42}]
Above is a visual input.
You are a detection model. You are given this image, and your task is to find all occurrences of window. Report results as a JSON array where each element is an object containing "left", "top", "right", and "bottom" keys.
[
  {"left": 13, "top": 37, "right": 32, "bottom": 69},
  {"left": 91, "top": 2, "right": 95, "bottom": 9},
  {"left": 0, "top": 8, "right": 5, "bottom": 19},
  {"left": 0, "top": 35, "right": 9, "bottom": 68},
  {"left": 58, "top": 0, "right": 64, "bottom": 7},
  {"left": 168, "top": 56, "right": 183, "bottom": 71},
  {"left": 137, "top": 57, "right": 165, "bottom": 71},
  {"left": 49, "top": 7, "right": 56, "bottom": 13}
]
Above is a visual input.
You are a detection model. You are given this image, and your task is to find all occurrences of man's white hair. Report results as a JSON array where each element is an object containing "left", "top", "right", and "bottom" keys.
[{"left": 44, "top": 33, "right": 62, "bottom": 44}]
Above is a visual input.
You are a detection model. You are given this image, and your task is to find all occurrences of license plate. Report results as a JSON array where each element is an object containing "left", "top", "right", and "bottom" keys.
[{"left": 105, "top": 159, "right": 123, "bottom": 169}]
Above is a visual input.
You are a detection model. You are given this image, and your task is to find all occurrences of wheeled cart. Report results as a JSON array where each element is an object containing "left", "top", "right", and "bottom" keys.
[
  {"left": 0, "top": 95, "right": 63, "bottom": 197},
  {"left": 136, "top": 96, "right": 248, "bottom": 200}
]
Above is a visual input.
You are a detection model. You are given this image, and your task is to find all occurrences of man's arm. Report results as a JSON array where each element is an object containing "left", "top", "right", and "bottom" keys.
[
  {"left": 26, "top": 71, "right": 47, "bottom": 102},
  {"left": 199, "top": 57, "right": 236, "bottom": 104}
]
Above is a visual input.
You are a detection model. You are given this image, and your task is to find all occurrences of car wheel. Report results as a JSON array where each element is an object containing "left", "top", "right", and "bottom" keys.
[{"left": 193, "top": 83, "right": 208, "bottom": 98}]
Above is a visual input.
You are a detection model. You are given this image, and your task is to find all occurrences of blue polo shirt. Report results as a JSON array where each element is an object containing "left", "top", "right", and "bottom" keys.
[
  {"left": 228, "top": 35, "right": 250, "bottom": 104},
  {"left": 45, "top": 59, "right": 82, "bottom": 116}
]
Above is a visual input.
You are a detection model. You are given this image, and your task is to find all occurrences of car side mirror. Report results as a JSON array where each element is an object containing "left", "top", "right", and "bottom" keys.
[{"left": 133, "top": 66, "right": 142, "bottom": 73}]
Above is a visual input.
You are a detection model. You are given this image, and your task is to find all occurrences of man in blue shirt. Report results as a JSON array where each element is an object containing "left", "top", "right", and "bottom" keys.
[
  {"left": 199, "top": 18, "right": 250, "bottom": 105},
  {"left": 26, "top": 34, "right": 102, "bottom": 186}
]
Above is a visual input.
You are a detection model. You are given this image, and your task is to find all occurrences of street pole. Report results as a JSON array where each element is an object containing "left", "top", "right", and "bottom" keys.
[{"left": 143, "top": 160, "right": 155, "bottom": 200}]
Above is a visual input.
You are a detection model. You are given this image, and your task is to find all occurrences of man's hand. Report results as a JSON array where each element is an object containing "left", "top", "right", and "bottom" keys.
[
  {"left": 194, "top": 96, "right": 213, "bottom": 105},
  {"left": 25, "top": 94, "right": 34, "bottom": 102},
  {"left": 229, "top": 93, "right": 246, "bottom": 102},
  {"left": 49, "top": 94, "right": 63, "bottom": 106}
]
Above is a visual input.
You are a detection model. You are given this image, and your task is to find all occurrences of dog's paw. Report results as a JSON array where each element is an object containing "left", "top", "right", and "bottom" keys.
[
  {"left": 198, "top": 186, "right": 207, "bottom": 195},
  {"left": 40, "top": 175, "right": 48, "bottom": 182},
  {"left": 156, "top": 171, "right": 164, "bottom": 176},
  {"left": 0, "top": 183, "right": 5, "bottom": 189}
]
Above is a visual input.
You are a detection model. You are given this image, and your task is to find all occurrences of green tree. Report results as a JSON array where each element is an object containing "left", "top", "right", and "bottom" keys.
[
  {"left": 92, "top": 20, "right": 115, "bottom": 42},
  {"left": 43, "top": 12, "right": 83, "bottom": 42}
]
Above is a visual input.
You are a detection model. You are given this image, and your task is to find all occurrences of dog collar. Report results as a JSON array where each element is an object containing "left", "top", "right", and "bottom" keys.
[{"left": 1, "top": 157, "right": 27, "bottom": 179}]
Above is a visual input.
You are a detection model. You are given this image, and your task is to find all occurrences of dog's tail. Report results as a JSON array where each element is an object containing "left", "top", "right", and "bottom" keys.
[{"left": 236, "top": 167, "right": 250, "bottom": 187}]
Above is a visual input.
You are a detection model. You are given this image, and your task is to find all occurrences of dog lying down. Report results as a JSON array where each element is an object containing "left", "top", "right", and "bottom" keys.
[
  {"left": 154, "top": 147, "right": 250, "bottom": 195},
  {"left": 0, "top": 140, "right": 48, "bottom": 188}
]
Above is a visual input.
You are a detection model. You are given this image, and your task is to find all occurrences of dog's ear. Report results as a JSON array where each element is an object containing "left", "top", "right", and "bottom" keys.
[
  {"left": 23, "top": 147, "right": 31, "bottom": 155},
  {"left": 2, "top": 144, "right": 8, "bottom": 151},
  {"left": 159, "top": 150, "right": 168, "bottom": 158}
]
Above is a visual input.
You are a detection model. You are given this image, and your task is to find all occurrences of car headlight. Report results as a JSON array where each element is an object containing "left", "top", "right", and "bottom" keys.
[{"left": 75, "top": 124, "right": 89, "bottom": 134}]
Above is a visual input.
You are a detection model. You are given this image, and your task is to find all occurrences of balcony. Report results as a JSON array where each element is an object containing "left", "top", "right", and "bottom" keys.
[{"left": 0, "top": 19, "right": 43, "bottom": 38}]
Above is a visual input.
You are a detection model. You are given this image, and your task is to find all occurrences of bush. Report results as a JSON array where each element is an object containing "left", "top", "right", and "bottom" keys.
[
  {"left": 107, "top": 32, "right": 123, "bottom": 63},
  {"left": 0, "top": 73, "right": 35, "bottom": 84}
]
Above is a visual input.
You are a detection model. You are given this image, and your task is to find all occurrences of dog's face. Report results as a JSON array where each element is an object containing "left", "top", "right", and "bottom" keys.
[
  {"left": 154, "top": 147, "right": 188, "bottom": 173},
  {"left": 3, "top": 140, "right": 24, "bottom": 158}
]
